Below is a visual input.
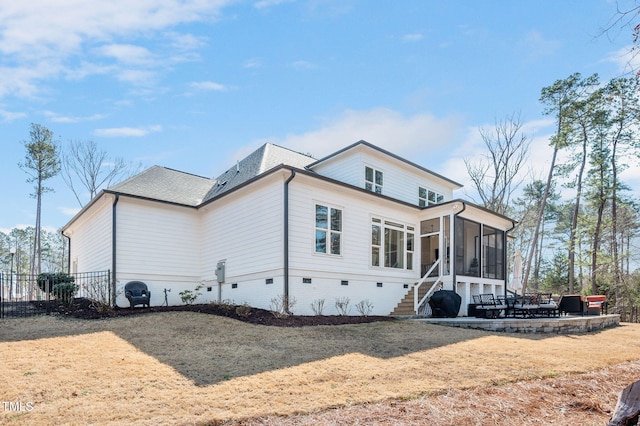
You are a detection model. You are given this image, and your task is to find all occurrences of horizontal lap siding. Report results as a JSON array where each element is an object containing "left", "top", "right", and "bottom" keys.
[
  {"left": 310, "top": 153, "right": 363, "bottom": 187},
  {"left": 69, "top": 197, "right": 112, "bottom": 273},
  {"left": 200, "top": 175, "right": 284, "bottom": 284},
  {"left": 358, "top": 152, "right": 453, "bottom": 206},
  {"left": 312, "top": 148, "right": 455, "bottom": 207},
  {"left": 116, "top": 199, "right": 201, "bottom": 277},
  {"left": 287, "top": 175, "right": 419, "bottom": 315}
]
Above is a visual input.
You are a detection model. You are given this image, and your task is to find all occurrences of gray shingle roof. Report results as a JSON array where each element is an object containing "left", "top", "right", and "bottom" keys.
[
  {"left": 108, "top": 166, "right": 215, "bottom": 206},
  {"left": 107, "top": 143, "right": 314, "bottom": 206},
  {"left": 202, "top": 143, "right": 315, "bottom": 202}
]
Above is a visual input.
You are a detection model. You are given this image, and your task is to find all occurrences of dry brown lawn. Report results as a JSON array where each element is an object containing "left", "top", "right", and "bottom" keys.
[{"left": 0, "top": 312, "right": 638, "bottom": 425}]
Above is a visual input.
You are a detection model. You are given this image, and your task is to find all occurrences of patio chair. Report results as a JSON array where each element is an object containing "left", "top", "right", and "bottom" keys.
[
  {"left": 513, "top": 293, "right": 540, "bottom": 318},
  {"left": 124, "top": 281, "right": 151, "bottom": 308},
  {"left": 558, "top": 294, "right": 585, "bottom": 316},
  {"left": 537, "top": 293, "right": 559, "bottom": 317}
]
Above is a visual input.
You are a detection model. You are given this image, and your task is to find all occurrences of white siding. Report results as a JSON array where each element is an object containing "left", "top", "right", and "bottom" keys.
[
  {"left": 287, "top": 173, "right": 420, "bottom": 315},
  {"left": 311, "top": 145, "right": 457, "bottom": 207},
  {"left": 114, "top": 197, "right": 203, "bottom": 307},
  {"left": 199, "top": 172, "right": 286, "bottom": 310},
  {"left": 66, "top": 195, "right": 113, "bottom": 273}
]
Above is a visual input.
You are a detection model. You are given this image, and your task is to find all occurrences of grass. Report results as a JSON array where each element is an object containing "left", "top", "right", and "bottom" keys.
[{"left": 0, "top": 312, "right": 639, "bottom": 425}]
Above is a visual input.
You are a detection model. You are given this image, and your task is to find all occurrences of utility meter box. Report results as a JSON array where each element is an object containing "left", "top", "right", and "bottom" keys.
[{"left": 215, "top": 261, "right": 225, "bottom": 283}]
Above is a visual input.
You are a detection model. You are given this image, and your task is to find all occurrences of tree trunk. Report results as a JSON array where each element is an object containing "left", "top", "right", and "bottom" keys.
[
  {"left": 591, "top": 200, "right": 605, "bottom": 296},
  {"left": 522, "top": 145, "right": 559, "bottom": 295},
  {"left": 569, "top": 134, "right": 588, "bottom": 293}
]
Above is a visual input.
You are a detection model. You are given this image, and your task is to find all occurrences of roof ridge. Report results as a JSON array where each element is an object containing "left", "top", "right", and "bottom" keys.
[{"left": 160, "top": 166, "right": 212, "bottom": 180}]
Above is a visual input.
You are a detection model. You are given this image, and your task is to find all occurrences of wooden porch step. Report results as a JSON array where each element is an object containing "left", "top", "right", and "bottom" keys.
[{"left": 390, "top": 283, "right": 431, "bottom": 316}]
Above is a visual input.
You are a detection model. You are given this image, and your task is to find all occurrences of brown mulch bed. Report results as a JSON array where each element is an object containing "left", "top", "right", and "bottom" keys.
[{"left": 31, "top": 298, "right": 396, "bottom": 327}]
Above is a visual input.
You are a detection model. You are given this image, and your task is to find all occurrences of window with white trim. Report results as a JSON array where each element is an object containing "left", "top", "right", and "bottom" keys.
[
  {"left": 371, "top": 217, "right": 414, "bottom": 270},
  {"left": 315, "top": 204, "right": 342, "bottom": 255},
  {"left": 365, "top": 166, "right": 383, "bottom": 194},
  {"left": 419, "top": 187, "right": 444, "bottom": 207}
]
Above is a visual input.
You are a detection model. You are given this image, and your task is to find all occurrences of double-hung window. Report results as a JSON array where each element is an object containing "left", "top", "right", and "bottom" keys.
[
  {"left": 365, "top": 166, "right": 383, "bottom": 194},
  {"left": 315, "top": 204, "right": 342, "bottom": 255},
  {"left": 371, "top": 217, "right": 414, "bottom": 270},
  {"left": 419, "top": 187, "right": 444, "bottom": 207}
]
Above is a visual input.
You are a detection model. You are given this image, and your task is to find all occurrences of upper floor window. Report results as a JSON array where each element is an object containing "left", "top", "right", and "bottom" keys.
[
  {"left": 365, "top": 166, "right": 383, "bottom": 194},
  {"left": 419, "top": 187, "right": 444, "bottom": 207},
  {"left": 315, "top": 204, "right": 342, "bottom": 255}
]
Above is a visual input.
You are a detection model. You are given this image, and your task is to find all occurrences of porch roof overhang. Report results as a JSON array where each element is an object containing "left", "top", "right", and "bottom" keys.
[{"left": 418, "top": 199, "right": 516, "bottom": 232}]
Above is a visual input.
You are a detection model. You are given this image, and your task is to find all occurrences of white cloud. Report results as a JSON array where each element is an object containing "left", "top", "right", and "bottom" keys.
[
  {"left": 0, "top": 108, "right": 27, "bottom": 122},
  {"left": 97, "top": 44, "right": 155, "bottom": 66},
  {"left": 44, "top": 111, "right": 105, "bottom": 123},
  {"left": 0, "top": 1, "right": 235, "bottom": 99},
  {"left": 521, "top": 30, "right": 562, "bottom": 61},
  {"left": 254, "top": 0, "right": 295, "bottom": 9},
  {"left": 94, "top": 125, "right": 162, "bottom": 137},
  {"left": 190, "top": 81, "right": 228, "bottom": 92},
  {"left": 605, "top": 45, "right": 640, "bottom": 75},
  {"left": 243, "top": 58, "right": 263, "bottom": 69},
  {"left": 254, "top": 107, "right": 463, "bottom": 160},
  {"left": 402, "top": 33, "right": 423, "bottom": 43},
  {"left": 290, "top": 60, "right": 317, "bottom": 70}
]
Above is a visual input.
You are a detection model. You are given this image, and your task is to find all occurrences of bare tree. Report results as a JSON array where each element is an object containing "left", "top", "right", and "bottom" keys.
[
  {"left": 465, "top": 112, "right": 530, "bottom": 216},
  {"left": 62, "top": 140, "right": 140, "bottom": 207},
  {"left": 19, "top": 123, "right": 60, "bottom": 279}
]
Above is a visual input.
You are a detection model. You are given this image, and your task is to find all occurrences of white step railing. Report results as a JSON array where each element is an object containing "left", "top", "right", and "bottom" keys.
[{"left": 414, "top": 259, "right": 443, "bottom": 315}]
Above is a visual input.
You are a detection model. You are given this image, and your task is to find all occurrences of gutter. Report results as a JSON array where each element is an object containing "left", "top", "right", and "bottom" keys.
[
  {"left": 112, "top": 194, "right": 120, "bottom": 307},
  {"left": 283, "top": 169, "right": 296, "bottom": 314}
]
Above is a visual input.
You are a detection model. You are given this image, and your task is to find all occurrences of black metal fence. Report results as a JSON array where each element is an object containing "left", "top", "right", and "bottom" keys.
[{"left": 0, "top": 270, "right": 111, "bottom": 319}]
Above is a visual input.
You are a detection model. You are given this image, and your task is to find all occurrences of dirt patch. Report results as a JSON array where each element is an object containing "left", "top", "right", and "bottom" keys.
[{"left": 31, "top": 298, "right": 396, "bottom": 326}]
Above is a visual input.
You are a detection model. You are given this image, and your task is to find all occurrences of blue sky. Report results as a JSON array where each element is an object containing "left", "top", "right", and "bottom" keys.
[{"left": 1, "top": 0, "right": 638, "bottom": 232}]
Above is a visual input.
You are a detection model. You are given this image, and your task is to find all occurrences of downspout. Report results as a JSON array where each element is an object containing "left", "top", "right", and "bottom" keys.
[
  {"left": 112, "top": 194, "right": 120, "bottom": 307},
  {"left": 284, "top": 170, "right": 296, "bottom": 314},
  {"left": 451, "top": 201, "right": 467, "bottom": 293}
]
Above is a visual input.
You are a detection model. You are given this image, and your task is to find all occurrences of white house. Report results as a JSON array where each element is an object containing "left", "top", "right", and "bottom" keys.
[{"left": 61, "top": 140, "right": 515, "bottom": 316}]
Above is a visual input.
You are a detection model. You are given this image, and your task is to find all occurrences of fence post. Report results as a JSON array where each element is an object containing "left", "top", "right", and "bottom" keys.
[
  {"left": 110, "top": 270, "right": 115, "bottom": 307},
  {"left": 46, "top": 277, "right": 50, "bottom": 315}
]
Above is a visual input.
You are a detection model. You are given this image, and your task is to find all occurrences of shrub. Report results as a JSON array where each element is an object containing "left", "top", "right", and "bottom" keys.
[
  {"left": 270, "top": 294, "right": 296, "bottom": 318},
  {"left": 37, "top": 273, "right": 78, "bottom": 306},
  {"left": 235, "top": 304, "right": 252, "bottom": 317},
  {"left": 335, "top": 297, "right": 351, "bottom": 316},
  {"left": 53, "top": 282, "right": 79, "bottom": 307},
  {"left": 310, "top": 299, "right": 325, "bottom": 316},
  {"left": 37, "top": 273, "right": 75, "bottom": 293},
  {"left": 355, "top": 299, "right": 374, "bottom": 316},
  {"left": 179, "top": 284, "right": 203, "bottom": 305}
]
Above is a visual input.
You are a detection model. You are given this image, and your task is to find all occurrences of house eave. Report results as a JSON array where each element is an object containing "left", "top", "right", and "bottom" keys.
[{"left": 308, "top": 140, "right": 464, "bottom": 189}]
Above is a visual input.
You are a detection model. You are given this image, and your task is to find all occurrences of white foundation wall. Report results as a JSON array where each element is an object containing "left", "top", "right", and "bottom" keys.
[{"left": 288, "top": 275, "right": 411, "bottom": 316}]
